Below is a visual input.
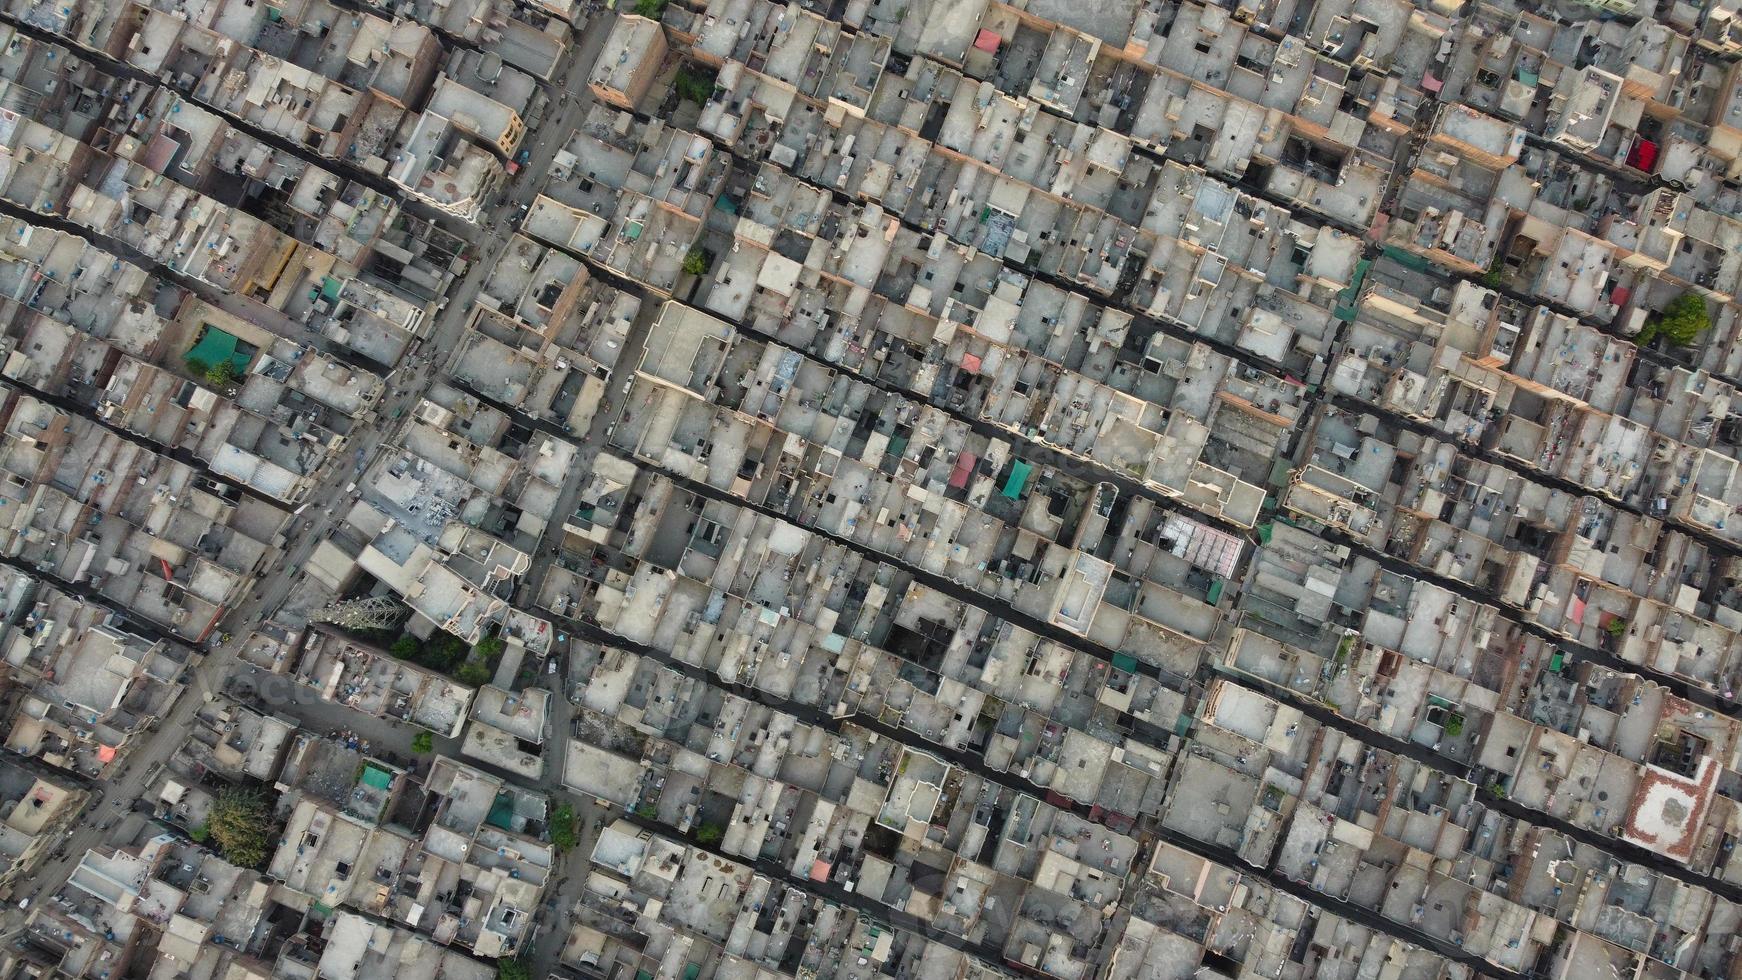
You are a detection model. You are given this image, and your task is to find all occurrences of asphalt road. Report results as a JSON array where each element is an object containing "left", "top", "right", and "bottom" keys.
[
  {"left": 0, "top": 10, "right": 616, "bottom": 942},
  {"left": 505, "top": 520, "right": 1531, "bottom": 980},
  {"left": 2, "top": 10, "right": 1690, "bottom": 979}
]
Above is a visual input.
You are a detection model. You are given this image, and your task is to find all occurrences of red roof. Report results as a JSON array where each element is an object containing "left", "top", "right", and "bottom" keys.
[
  {"left": 1627, "top": 138, "right": 1659, "bottom": 174},
  {"left": 974, "top": 29, "right": 1001, "bottom": 53},
  {"left": 949, "top": 452, "right": 978, "bottom": 489},
  {"left": 960, "top": 352, "right": 983, "bottom": 374},
  {"left": 142, "top": 133, "right": 178, "bottom": 173}
]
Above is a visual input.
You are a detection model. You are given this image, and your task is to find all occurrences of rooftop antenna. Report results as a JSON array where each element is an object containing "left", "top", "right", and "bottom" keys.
[{"left": 309, "top": 595, "right": 410, "bottom": 631}]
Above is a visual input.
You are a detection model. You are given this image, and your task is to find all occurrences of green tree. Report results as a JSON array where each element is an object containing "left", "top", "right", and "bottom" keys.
[
  {"left": 411, "top": 731, "right": 434, "bottom": 754},
  {"left": 420, "top": 633, "right": 469, "bottom": 672},
  {"left": 1481, "top": 253, "right": 1505, "bottom": 289},
  {"left": 456, "top": 661, "right": 493, "bottom": 686},
  {"left": 675, "top": 68, "right": 716, "bottom": 105},
  {"left": 683, "top": 247, "right": 710, "bottom": 277},
  {"left": 1639, "top": 293, "right": 1710, "bottom": 347},
  {"left": 208, "top": 788, "right": 274, "bottom": 868},
  {"left": 631, "top": 0, "right": 665, "bottom": 17},
  {"left": 496, "top": 959, "right": 532, "bottom": 980},
  {"left": 189, "top": 824, "right": 210, "bottom": 843},
  {"left": 474, "top": 636, "right": 507, "bottom": 662},
  {"left": 695, "top": 822, "right": 723, "bottom": 845},
  {"left": 187, "top": 357, "right": 238, "bottom": 386},
  {"left": 390, "top": 635, "right": 422, "bottom": 661},
  {"left": 550, "top": 803, "right": 577, "bottom": 852}
]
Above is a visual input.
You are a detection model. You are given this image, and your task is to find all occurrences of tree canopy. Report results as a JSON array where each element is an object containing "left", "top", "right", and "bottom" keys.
[
  {"left": 675, "top": 68, "right": 716, "bottom": 105},
  {"left": 550, "top": 802, "right": 577, "bottom": 852},
  {"left": 683, "top": 247, "right": 710, "bottom": 277},
  {"left": 1639, "top": 292, "right": 1710, "bottom": 347},
  {"left": 208, "top": 788, "right": 274, "bottom": 868},
  {"left": 185, "top": 358, "right": 238, "bottom": 387},
  {"left": 391, "top": 631, "right": 470, "bottom": 675}
]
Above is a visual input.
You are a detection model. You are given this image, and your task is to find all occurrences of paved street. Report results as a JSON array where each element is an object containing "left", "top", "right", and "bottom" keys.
[
  {"left": 0, "top": 12, "right": 619, "bottom": 950},
  {"left": 10, "top": 0, "right": 1742, "bottom": 977}
]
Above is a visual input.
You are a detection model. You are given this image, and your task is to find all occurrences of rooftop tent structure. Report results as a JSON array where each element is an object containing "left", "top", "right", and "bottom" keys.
[
  {"left": 486, "top": 789, "right": 517, "bottom": 830},
  {"left": 360, "top": 764, "right": 394, "bottom": 791},
  {"left": 185, "top": 325, "right": 251, "bottom": 373}
]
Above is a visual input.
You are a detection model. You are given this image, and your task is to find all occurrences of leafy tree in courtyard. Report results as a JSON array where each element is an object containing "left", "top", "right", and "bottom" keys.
[
  {"left": 675, "top": 68, "right": 716, "bottom": 105},
  {"left": 683, "top": 247, "right": 710, "bottom": 277},
  {"left": 1638, "top": 292, "right": 1710, "bottom": 347},
  {"left": 208, "top": 788, "right": 274, "bottom": 868},
  {"left": 185, "top": 358, "right": 238, "bottom": 386}
]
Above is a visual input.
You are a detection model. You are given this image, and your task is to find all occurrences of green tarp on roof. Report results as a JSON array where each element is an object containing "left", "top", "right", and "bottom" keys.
[
  {"left": 321, "top": 275, "right": 343, "bottom": 302},
  {"left": 1380, "top": 244, "right": 1432, "bottom": 271},
  {"left": 187, "top": 326, "right": 250, "bottom": 373},
  {"left": 360, "top": 764, "right": 393, "bottom": 791},
  {"left": 1334, "top": 257, "right": 1372, "bottom": 321},
  {"left": 485, "top": 790, "right": 517, "bottom": 830},
  {"left": 1002, "top": 460, "right": 1033, "bottom": 499},
  {"left": 1111, "top": 653, "right": 1139, "bottom": 674}
]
